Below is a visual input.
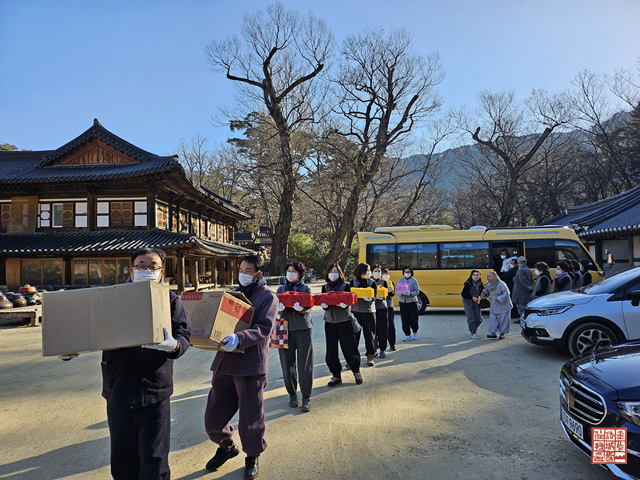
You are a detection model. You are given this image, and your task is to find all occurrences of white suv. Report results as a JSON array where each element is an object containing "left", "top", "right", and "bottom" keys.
[{"left": 521, "top": 267, "right": 640, "bottom": 356}]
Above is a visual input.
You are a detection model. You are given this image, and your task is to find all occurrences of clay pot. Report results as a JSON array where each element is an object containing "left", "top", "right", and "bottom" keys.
[
  {"left": 7, "top": 293, "right": 27, "bottom": 308},
  {"left": 0, "top": 294, "right": 13, "bottom": 309},
  {"left": 18, "top": 285, "right": 37, "bottom": 293}
]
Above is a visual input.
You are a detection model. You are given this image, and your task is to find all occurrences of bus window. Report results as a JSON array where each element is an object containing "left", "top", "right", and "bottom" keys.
[
  {"left": 366, "top": 244, "right": 396, "bottom": 268},
  {"left": 440, "top": 242, "right": 490, "bottom": 269},
  {"left": 555, "top": 240, "right": 594, "bottom": 269},
  {"left": 397, "top": 243, "right": 437, "bottom": 269},
  {"left": 523, "top": 239, "right": 555, "bottom": 267}
]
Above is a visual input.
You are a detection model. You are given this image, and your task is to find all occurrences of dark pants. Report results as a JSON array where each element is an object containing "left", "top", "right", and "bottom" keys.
[
  {"left": 463, "top": 298, "right": 482, "bottom": 333},
  {"left": 399, "top": 302, "right": 419, "bottom": 336},
  {"left": 277, "top": 328, "right": 314, "bottom": 399},
  {"left": 107, "top": 398, "right": 171, "bottom": 480},
  {"left": 204, "top": 373, "right": 267, "bottom": 458},
  {"left": 387, "top": 307, "right": 396, "bottom": 348},
  {"left": 325, "top": 321, "right": 360, "bottom": 376},
  {"left": 375, "top": 307, "right": 388, "bottom": 352},
  {"left": 353, "top": 311, "right": 376, "bottom": 356}
]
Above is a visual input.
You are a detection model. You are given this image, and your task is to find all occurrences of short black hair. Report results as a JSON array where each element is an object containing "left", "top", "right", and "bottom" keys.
[
  {"left": 353, "top": 263, "right": 370, "bottom": 278},
  {"left": 467, "top": 269, "right": 481, "bottom": 282},
  {"left": 557, "top": 260, "right": 571, "bottom": 272},
  {"left": 241, "top": 254, "right": 264, "bottom": 272},
  {"left": 285, "top": 260, "right": 306, "bottom": 278},
  {"left": 402, "top": 265, "right": 414, "bottom": 277},
  {"left": 131, "top": 248, "right": 166, "bottom": 265}
]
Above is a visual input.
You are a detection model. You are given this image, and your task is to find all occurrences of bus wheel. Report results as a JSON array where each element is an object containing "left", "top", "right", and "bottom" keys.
[{"left": 417, "top": 293, "right": 429, "bottom": 315}]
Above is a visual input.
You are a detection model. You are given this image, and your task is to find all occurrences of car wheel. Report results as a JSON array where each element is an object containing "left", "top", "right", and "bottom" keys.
[
  {"left": 567, "top": 322, "right": 618, "bottom": 357},
  {"left": 416, "top": 292, "right": 429, "bottom": 315}
]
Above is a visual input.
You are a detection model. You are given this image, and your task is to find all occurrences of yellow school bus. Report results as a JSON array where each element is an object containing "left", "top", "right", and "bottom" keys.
[{"left": 357, "top": 225, "right": 603, "bottom": 314}]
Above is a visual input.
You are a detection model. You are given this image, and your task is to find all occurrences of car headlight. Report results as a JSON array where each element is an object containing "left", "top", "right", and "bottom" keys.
[
  {"left": 535, "top": 305, "right": 572, "bottom": 316},
  {"left": 618, "top": 402, "right": 640, "bottom": 426}
]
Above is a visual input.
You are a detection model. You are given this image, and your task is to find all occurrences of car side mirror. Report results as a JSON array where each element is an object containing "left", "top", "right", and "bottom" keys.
[{"left": 631, "top": 290, "right": 640, "bottom": 307}]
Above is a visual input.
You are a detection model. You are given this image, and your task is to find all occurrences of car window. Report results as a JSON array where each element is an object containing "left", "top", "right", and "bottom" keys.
[
  {"left": 584, "top": 268, "right": 640, "bottom": 295},
  {"left": 624, "top": 281, "right": 640, "bottom": 301}
]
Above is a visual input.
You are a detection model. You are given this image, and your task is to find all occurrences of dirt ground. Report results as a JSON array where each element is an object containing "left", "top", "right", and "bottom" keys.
[{"left": 0, "top": 284, "right": 613, "bottom": 480}]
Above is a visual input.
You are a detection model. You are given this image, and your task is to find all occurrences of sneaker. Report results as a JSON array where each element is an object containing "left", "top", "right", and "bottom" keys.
[
  {"left": 379, "top": 351, "right": 386, "bottom": 359},
  {"left": 327, "top": 376, "right": 342, "bottom": 387},
  {"left": 206, "top": 444, "right": 240, "bottom": 471},
  {"left": 487, "top": 333, "right": 498, "bottom": 339},
  {"left": 244, "top": 456, "right": 259, "bottom": 479},
  {"left": 354, "top": 371, "right": 363, "bottom": 384},
  {"left": 374, "top": 350, "right": 379, "bottom": 357},
  {"left": 471, "top": 332, "right": 479, "bottom": 339},
  {"left": 412, "top": 332, "right": 419, "bottom": 340},
  {"left": 367, "top": 354, "right": 375, "bottom": 366},
  {"left": 301, "top": 397, "right": 311, "bottom": 412},
  {"left": 402, "top": 335, "right": 412, "bottom": 342},
  {"left": 289, "top": 394, "right": 299, "bottom": 408},
  {"left": 499, "top": 333, "right": 505, "bottom": 339}
]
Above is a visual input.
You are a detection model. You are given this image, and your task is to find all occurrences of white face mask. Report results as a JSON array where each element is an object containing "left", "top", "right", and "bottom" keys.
[
  {"left": 238, "top": 273, "right": 255, "bottom": 287},
  {"left": 534, "top": 269, "right": 541, "bottom": 276},
  {"left": 364, "top": 271, "right": 371, "bottom": 279},
  {"left": 404, "top": 273, "right": 411, "bottom": 279},
  {"left": 286, "top": 272, "right": 299, "bottom": 282},
  {"left": 500, "top": 254, "right": 506, "bottom": 259},
  {"left": 133, "top": 269, "right": 161, "bottom": 283},
  {"left": 328, "top": 272, "right": 339, "bottom": 282},
  {"left": 372, "top": 271, "right": 381, "bottom": 279},
  {"left": 382, "top": 274, "right": 390, "bottom": 281}
]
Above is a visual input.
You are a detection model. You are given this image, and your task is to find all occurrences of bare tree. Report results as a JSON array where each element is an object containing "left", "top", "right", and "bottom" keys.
[
  {"left": 323, "top": 27, "right": 444, "bottom": 267},
  {"left": 205, "top": 2, "right": 334, "bottom": 273},
  {"left": 456, "top": 89, "right": 572, "bottom": 227}
]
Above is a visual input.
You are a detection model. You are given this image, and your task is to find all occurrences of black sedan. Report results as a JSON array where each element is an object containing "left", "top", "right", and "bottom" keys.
[{"left": 561, "top": 341, "right": 640, "bottom": 479}]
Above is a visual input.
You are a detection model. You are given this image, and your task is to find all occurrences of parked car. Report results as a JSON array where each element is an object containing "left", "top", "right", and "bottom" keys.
[
  {"left": 560, "top": 341, "right": 640, "bottom": 479},
  {"left": 522, "top": 267, "right": 640, "bottom": 356}
]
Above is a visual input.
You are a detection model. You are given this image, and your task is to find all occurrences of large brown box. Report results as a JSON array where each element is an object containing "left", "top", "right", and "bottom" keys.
[
  {"left": 42, "top": 281, "right": 172, "bottom": 357},
  {"left": 181, "top": 290, "right": 253, "bottom": 352}
]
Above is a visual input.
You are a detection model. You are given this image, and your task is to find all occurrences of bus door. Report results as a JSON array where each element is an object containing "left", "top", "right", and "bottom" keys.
[{"left": 490, "top": 241, "right": 524, "bottom": 272}]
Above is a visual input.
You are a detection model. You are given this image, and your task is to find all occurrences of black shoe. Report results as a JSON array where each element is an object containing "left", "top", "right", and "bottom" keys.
[
  {"left": 205, "top": 444, "right": 240, "bottom": 471},
  {"left": 245, "top": 456, "right": 259, "bottom": 479},
  {"left": 487, "top": 333, "right": 498, "bottom": 339},
  {"left": 289, "top": 394, "right": 299, "bottom": 408},
  {"left": 389, "top": 345, "right": 396, "bottom": 351}
]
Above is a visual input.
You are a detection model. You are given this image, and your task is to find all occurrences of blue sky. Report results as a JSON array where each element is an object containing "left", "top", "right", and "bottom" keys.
[{"left": 1, "top": 0, "right": 639, "bottom": 155}]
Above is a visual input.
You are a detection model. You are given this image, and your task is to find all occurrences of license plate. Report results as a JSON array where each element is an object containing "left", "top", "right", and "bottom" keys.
[{"left": 562, "top": 407, "right": 584, "bottom": 440}]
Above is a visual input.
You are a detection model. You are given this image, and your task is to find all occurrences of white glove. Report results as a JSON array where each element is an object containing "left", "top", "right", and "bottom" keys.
[
  {"left": 278, "top": 302, "right": 286, "bottom": 312},
  {"left": 320, "top": 303, "right": 329, "bottom": 309},
  {"left": 375, "top": 296, "right": 382, "bottom": 301},
  {"left": 58, "top": 354, "right": 78, "bottom": 361},
  {"left": 222, "top": 334, "right": 239, "bottom": 352},
  {"left": 363, "top": 296, "right": 371, "bottom": 302},
  {"left": 143, "top": 327, "right": 178, "bottom": 352},
  {"left": 293, "top": 302, "right": 304, "bottom": 312},
  {"left": 338, "top": 302, "right": 347, "bottom": 308}
]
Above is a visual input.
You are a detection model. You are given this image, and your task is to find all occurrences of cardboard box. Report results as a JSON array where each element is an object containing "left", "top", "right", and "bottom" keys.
[
  {"left": 42, "top": 281, "right": 172, "bottom": 356},
  {"left": 181, "top": 290, "right": 253, "bottom": 352}
]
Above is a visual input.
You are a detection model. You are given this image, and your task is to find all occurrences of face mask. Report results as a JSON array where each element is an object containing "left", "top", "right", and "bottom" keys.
[
  {"left": 364, "top": 271, "right": 371, "bottom": 279},
  {"left": 328, "top": 272, "right": 339, "bottom": 282},
  {"left": 500, "top": 255, "right": 506, "bottom": 259},
  {"left": 238, "top": 273, "right": 255, "bottom": 287},
  {"left": 286, "top": 272, "right": 299, "bottom": 282},
  {"left": 534, "top": 269, "right": 540, "bottom": 276},
  {"left": 382, "top": 274, "right": 390, "bottom": 281},
  {"left": 404, "top": 273, "right": 411, "bottom": 279},
  {"left": 372, "top": 271, "right": 381, "bottom": 279},
  {"left": 133, "top": 269, "right": 161, "bottom": 283}
]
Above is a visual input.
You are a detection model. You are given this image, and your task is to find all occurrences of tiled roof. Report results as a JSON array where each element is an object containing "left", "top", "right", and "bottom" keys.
[
  {"left": 539, "top": 184, "right": 640, "bottom": 239},
  {"left": 0, "top": 229, "right": 256, "bottom": 257}
]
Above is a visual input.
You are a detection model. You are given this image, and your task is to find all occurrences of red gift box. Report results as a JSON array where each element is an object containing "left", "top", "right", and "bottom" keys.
[
  {"left": 313, "top": 291, "right": 358, "bottom": 306},
  {"left": 277, "top": 291, "right": 314, "bottom": 308}
]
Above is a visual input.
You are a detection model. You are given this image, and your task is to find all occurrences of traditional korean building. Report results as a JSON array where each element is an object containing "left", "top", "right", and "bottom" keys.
[
  {"left": 540, "top": 184, "right": 640, "bottom": 275},
  {"left": 0, "top": 119, "right": 254, "bottom": 291}
]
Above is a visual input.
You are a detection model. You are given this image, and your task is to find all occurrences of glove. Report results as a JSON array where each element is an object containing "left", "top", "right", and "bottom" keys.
[
  {"left": 222, "top": 334, "right": 239, "bottom": 352},
  {"left": 363, "top": 296, "right": 371, "bottom": 302},
  {"left": 320, "top": 303, "right": 329, "bottom": 309},
  {"left": 375, "top": 296, "right": 382, "bottom": 301},
  {"left": 293, "top": 302, "right": 304, "bottom": 312},
  {"left": 338, "top": 302, "right": 347, "bottom": 308},
  {"left": 278, "top": 302, "right": 286, "bottom": 312},
  {"left": 58, "top": 354, "right": 78, "bottom": 361},
  {"left": 143, "top": 327, "right": 178, "bottom": 352}
]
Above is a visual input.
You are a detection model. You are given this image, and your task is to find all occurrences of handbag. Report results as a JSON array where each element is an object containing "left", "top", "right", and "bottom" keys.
[
  {"left": 478, "top": 298, "right": 490, "bottom": 309},
  {"left": 350, "top": 314, "right": 361, "bottom": 334},
  {"left": 269, "top": 316, "right": 289, "bottom": 349}
]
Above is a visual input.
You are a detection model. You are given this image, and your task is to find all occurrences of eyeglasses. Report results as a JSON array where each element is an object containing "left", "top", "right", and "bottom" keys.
[{"left": 131, "top": 265, "right": 163, "bottom": 271}]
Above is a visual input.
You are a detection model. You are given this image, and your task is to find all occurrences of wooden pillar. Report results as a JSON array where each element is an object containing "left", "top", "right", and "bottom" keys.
[
  {"left": 147, "top": 193, "right": 156, "bottom": 229},
  {"left": 177, "top": 251, "right": 185, "bottom": 293},
  {"left": 190, "top": 257, "right": 199, "bottom": 291},
  {"left": 87, "top": 192, "right": 96, "bottom": 231}
]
